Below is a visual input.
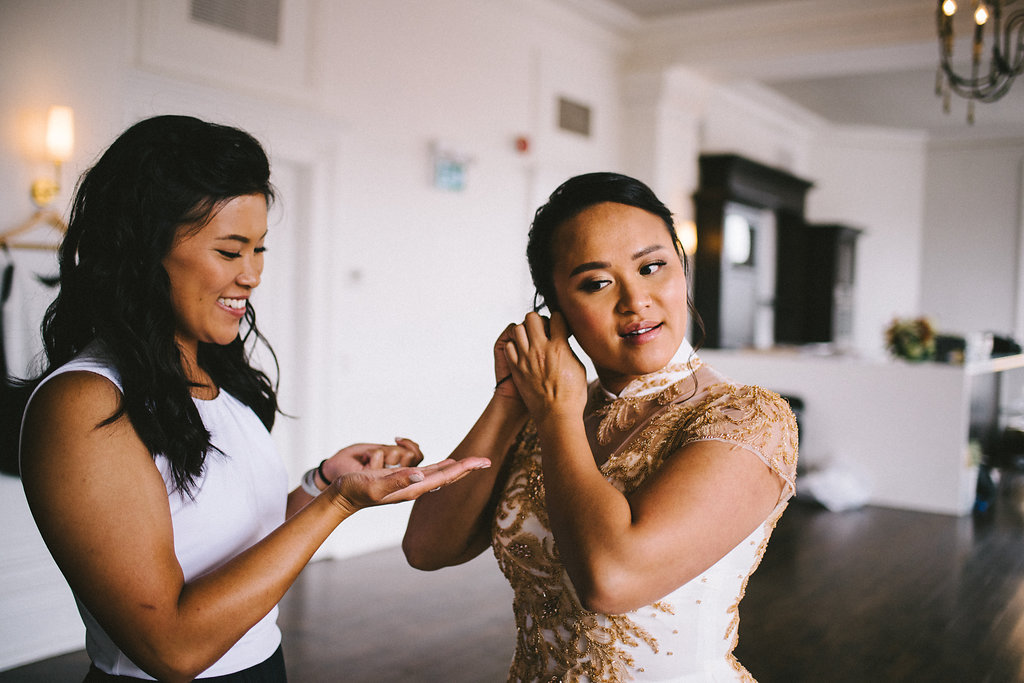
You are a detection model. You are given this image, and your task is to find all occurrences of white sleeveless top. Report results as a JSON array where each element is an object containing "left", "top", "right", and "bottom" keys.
[{"left": 25, "top": 346, "right": 288, "bottom": 678}]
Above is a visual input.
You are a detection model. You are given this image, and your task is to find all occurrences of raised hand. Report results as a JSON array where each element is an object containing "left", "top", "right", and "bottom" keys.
[
  {"left": 493, "top": 323, "right": 523, "bottom": 401},
  {"left": 502, "top": 311, "right": 587, "bottom": 421}
]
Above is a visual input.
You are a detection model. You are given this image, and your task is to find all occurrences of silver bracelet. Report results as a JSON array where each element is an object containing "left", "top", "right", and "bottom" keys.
[{"left": 300, "top": 467, "right": 323, "bottom": 497}]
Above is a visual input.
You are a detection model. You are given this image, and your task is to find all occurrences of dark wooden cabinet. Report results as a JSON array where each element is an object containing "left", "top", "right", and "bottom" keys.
[
  {"left": 692, "top": 154, "right": 812, "bottom": 348},
  {"left": 693, "top": 154, "right": 860, "bottom": 349},
  {"left": 775, "top": 223, "right": 861, "bottom": 346}
]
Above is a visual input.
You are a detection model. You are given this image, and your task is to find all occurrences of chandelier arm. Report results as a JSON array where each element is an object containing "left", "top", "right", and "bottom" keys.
[
  {"left": 940, "top": 49, "right": 1014, "bottom": 95},
  {"left": 938, "top": 1, "right": 1024, "bottom": 102},
  {"left": 944, "top": 68, "right": 1016, "bottom": 100},
  {"left": 936, "top": 0, "right": 1024, "bottom": 111},
  {"left": 1002, "top": 10, "right": 1024, "bottom": 70}
]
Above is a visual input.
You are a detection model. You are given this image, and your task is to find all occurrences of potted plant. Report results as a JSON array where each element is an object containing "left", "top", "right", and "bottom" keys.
[{"left": 885, "top": 317, "right": 936, "bottom": 361}]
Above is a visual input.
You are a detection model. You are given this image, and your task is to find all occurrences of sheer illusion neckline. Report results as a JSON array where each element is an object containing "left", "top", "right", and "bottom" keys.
[{"left": 592, "top": 341, "right": 701, "bottom": 447}]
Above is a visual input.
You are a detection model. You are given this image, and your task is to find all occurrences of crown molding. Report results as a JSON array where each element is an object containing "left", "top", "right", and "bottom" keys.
[{"left": 626, "top": 0, "right": 935, "bottom": 73}]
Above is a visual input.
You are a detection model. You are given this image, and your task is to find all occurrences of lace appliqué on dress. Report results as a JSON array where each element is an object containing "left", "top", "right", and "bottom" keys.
[
  {"left": 594, "top": 358, "right": 702, "bottom": 447},
  {"left": 493, "top": 427, "right": 670, "bottom": 682},
  {"left": 491, "top": 368, "right": 799, "bottom": 682}
]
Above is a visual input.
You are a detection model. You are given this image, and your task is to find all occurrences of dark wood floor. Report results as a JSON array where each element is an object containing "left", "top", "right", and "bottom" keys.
[
  {"left": 5, "top": 475, "right": 1024, "bottom": 682},
  {"left": 737, "top": 478, "right": 1024, "bottom": 683}
]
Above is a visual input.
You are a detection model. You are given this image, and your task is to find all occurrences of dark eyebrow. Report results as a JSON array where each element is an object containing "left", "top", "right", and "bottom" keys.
[
  {"left": 567, "top": 244, "right": 668, "bottom": 278},
  {"left": 215, "top": 230, "right": 268, "bottom": 244},
  {"left": 569, "top": 260, "right": 611, "bottom": 277},
  {"left": 633, "top": 244, "right": 667, "bottom": 259}
]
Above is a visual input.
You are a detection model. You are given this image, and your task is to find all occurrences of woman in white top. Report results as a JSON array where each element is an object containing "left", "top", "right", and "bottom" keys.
[
  {"left": 18, "top": 115, "right": 488, "bottom": 683},
  {"left": 403, "top": 172, "right": 797, "bottom": 681}
]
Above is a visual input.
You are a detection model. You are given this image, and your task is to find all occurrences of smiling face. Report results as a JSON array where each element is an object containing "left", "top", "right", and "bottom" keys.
[
  {"left": 551, "top": 201, "right": 688, "bottom": 394},
  {"left": 162, "top": 193, "right": 268, "bottom": 362}
]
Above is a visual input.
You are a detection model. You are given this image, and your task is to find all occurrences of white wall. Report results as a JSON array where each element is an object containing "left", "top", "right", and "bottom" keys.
[
  {"left": 298, "top": 0, "right": 628, "bottom": 556},
  {"left": 805, "top": 127, "right": 929, "bottom": 356},
  {"left": 921, "top": 138, "right": 1024, "bottom": 340}
]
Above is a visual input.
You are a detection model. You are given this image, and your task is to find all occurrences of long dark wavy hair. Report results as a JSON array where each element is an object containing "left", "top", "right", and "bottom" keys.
[
  {"left": 36, "top": 114, "right": 279, "bottom": 494},
  {"left": 525, "top": 171, "right": 705, "bottom": 348}
]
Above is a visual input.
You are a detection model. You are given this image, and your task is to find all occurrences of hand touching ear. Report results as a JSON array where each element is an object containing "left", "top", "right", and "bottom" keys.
[
  {"left": 493, "top": 323, "right": 523, "bottom": 401},
  {"left": 503, "top": 311, "right": 587, "bottom": 421}
]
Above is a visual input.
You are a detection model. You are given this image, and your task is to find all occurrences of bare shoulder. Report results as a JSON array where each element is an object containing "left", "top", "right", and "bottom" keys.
[
  {"left": 24, "top": 370, "right": 122, "bottom": 425},
  {"left": 21, "top": 370, "right": 159, "bottom": 501},
  {"left": 22, "top": 371, "right": 123, "bottom": 465}
]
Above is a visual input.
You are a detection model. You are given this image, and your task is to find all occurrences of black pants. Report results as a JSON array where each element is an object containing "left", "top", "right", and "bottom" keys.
[{"left": 84, "top": 645, "right": 286, "bottom": 682}]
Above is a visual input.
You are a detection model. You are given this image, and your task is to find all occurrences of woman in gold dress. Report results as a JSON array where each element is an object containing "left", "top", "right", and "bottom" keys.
[{"left": 404, "top": 172, "right": 798, "bottom": 682}]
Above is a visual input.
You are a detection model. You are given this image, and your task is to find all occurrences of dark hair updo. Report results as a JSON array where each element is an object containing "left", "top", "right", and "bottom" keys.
[{"left": 525, "top": 172, "right": 697, "bottom": 316}]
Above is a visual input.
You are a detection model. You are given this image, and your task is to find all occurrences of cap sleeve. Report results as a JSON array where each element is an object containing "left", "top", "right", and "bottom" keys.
[{"left": 675, "top": 383, "right": 799, "bottom": 503}]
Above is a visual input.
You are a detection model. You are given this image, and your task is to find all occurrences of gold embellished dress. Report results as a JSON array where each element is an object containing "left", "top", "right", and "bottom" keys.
[{"left": 490, "top": 349, "right": 798, "bottom": 682}]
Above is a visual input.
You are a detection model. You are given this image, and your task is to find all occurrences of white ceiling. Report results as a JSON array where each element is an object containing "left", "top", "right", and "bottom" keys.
[
  {"left": 606, "top": 0, "right": 783, "bottom": 14},
  {"left": 583, "top": 0, "right": 1024, "bottom": 141}
]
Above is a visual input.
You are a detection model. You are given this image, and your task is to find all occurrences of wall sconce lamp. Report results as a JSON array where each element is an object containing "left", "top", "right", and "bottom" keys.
[
  {"left": 31, "top": 105, "right": 74, "bottom": 207},
  {"left": 679, "top": 220, "right": 698, "bottom": 257}
]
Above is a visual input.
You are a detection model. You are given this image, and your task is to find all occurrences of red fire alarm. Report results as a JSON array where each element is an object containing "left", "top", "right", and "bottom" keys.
[{"left": 515, "top": 135, "right": 530, "bottom": 154}]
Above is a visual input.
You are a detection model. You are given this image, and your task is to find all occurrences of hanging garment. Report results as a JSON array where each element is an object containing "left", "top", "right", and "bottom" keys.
[{"left": 0, "top": 215, "right": 62, "bottom": 476}]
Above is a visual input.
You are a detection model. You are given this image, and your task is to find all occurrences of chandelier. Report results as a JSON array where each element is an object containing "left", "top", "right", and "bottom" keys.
[{"left": 936, "top": 0, "right": 1024, "bottom": 123}]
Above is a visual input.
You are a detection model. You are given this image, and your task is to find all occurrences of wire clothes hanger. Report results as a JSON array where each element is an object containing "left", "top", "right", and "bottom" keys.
[{"left": 0, "top": 209, "right": 66, "bottom": 251}]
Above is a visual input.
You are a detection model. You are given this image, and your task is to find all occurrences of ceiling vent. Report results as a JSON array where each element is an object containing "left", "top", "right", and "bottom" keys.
[{"left": 190, "top": 0, "right": 282, "bottom": 44}]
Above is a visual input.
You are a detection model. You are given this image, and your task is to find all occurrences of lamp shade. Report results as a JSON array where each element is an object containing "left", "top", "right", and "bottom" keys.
[
  {"left": 679, "top": 220, "right": 698, "bottom": 256},
  {"left": 45, "top": 106, "right": 74, "bottom": 162}
]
